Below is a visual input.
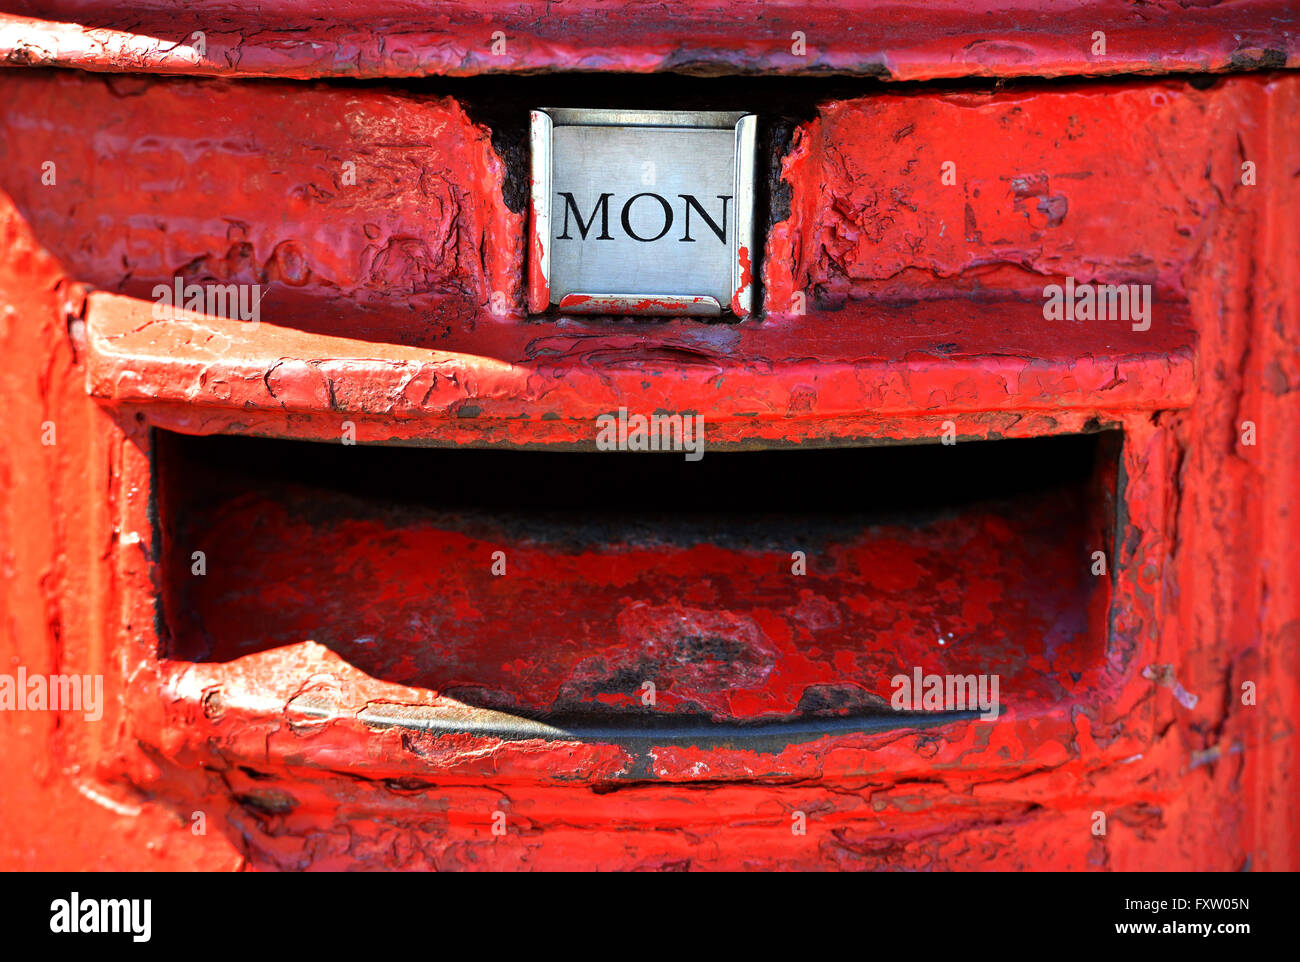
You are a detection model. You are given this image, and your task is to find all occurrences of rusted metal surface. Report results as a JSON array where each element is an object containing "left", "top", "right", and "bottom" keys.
[
  {"left": 0, "top": 16, "right": 1297, "bottom": 870},
  {"left": 1, "top": 1, "right": 1296, "bottom": 80}
]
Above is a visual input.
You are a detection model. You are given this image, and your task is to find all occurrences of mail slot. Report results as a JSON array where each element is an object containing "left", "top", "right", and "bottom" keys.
[{"left": 155, "top": 430, "right": 1117, "bottom": 737}]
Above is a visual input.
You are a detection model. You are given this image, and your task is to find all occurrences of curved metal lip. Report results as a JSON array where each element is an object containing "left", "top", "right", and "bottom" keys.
[
  {"left": 353, "top": 702, "right": 984, "bottom": 750},
  {"left": 559, "top": 293, "right": 722, "bottom": 316}
]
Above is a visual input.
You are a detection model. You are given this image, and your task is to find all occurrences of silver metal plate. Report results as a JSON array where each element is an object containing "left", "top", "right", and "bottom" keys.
[{"left": 529, "top": 108, "right": 756, "bottom": 317}]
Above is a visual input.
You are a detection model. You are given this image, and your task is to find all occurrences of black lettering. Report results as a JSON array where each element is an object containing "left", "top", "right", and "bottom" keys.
[
  {"left": 679, "top": 194, "right": 731, "bottom": 243},
  {"left": 621, "top": 193, "right": 674, "bottom": 242},
  {"left": 557, "top": 192, "right": 613, "bottom": 240}
]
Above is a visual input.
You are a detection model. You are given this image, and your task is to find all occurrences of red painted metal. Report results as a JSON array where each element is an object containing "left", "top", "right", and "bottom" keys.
[
  {"left": 1, "top": 1, "right": 1296, "bottom": 80},
  {"left": 0, "top": 7, "right": 1297, "bottom": 871},
  {"left": 77, "top": 291, "right": 1195, "bottom": 445},
  {"left": 0, "top": 70, "right": 521, "bottom": 316},
  {"left": 157, "top": 434, "right": 1111, "bottom": 726},
  {"left": 767, "top": 81, "right": 1246, "bottom": 308}
]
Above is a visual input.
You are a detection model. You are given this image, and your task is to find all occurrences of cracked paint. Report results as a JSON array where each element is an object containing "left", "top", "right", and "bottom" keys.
[
  {"left": 1, "top": 2, "right": 1295, "bottom": 81},
  {"left": 0, "top": 55, "right": 1295, "bottom": 871}
]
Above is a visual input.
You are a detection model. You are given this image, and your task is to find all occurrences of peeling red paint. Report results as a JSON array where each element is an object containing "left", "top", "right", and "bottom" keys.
[
  {"left": 765, "top": 80, "right": 1255, "bottom": 310},
  {"left": 0, "top": 70, "right": 523, "bottom": 325},
  {"left": 558, "top": 293, "right": 721, "bottom": 316},
  {"left": 79, "top": 291, "right": 1197, "bottom": 446},
  {"left": 155, "top": 430, "right": 1112, "bottom": 727},
  {"left": 0, "top": 41, "right": 1296, "bottom": 871},
  {"left": 1, "top": 2, "right": 1295, "bottom": 81}
]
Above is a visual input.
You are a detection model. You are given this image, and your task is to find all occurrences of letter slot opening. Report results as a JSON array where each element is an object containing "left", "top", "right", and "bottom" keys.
[{"left": 152, "top": 430, "right": 1121, "bottom": 737}]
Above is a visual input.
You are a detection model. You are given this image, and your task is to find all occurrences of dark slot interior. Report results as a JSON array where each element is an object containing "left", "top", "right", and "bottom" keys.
[{"left": 155, "top": 431, "right": 1119, "bottom": 722}]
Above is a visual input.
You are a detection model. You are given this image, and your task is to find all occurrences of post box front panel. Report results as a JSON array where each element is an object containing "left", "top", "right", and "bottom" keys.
[{"left": 0, "top": 22, "right": 1296, "bottom": 870}]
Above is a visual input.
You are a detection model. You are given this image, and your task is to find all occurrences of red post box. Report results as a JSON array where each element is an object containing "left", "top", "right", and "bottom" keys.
[{"left": 0, "top": 0, "right": 1296, "bottom": 871}]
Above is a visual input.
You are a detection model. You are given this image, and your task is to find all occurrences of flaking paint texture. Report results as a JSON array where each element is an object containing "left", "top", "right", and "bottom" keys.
[{"left": 0, "top": 56, "right": 1296, "bottom": 870}]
